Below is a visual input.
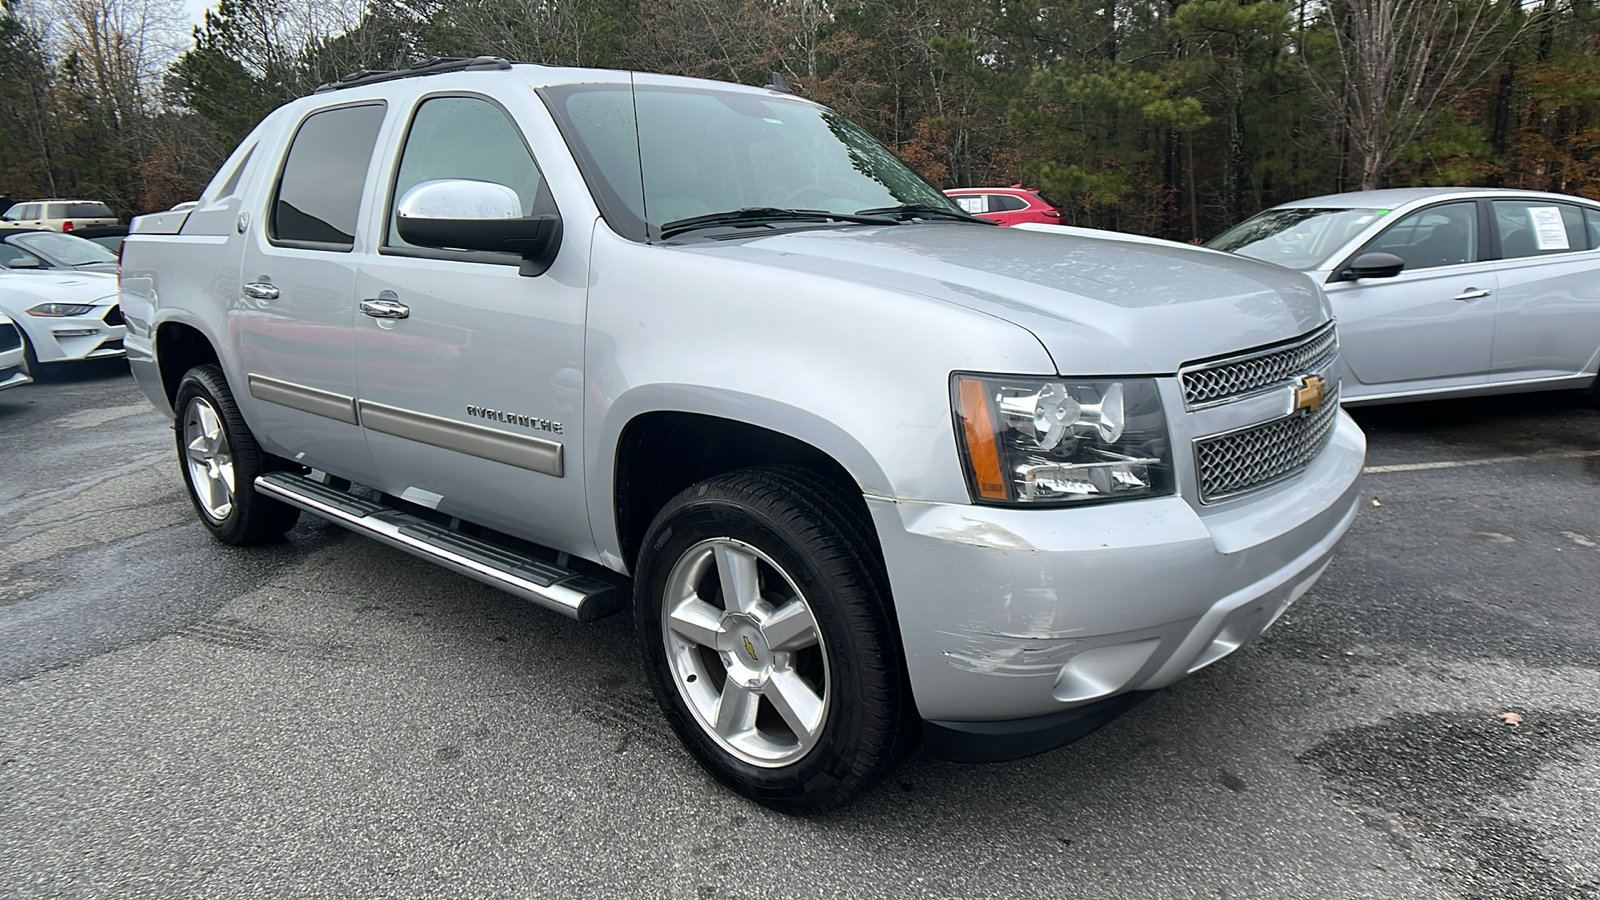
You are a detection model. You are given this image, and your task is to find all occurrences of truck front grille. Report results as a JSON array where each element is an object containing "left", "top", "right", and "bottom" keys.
[
  {"left": 1180, "top": 322, "right": 1337, "bottom": 409},
  {"left": 1194, "top": 388, "right": 1340, "bottom": 503}
]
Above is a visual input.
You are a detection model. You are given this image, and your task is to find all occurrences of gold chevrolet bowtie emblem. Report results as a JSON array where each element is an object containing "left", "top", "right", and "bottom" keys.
[
  {"left": 1294, "top": 374, "right": 1328, "bottom": 413},
  {"left": 742, "top": 635, "right": 759, "bottom": 662}
]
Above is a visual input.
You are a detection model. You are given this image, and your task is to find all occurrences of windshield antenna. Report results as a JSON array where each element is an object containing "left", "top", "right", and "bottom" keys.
[{"left": 765, "top": 71, "right": 789, "bottom": 93}]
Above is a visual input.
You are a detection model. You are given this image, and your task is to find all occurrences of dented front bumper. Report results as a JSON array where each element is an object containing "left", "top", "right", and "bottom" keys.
[{"left": 869, "top": 411, "right": 1365, "bottom": 742}]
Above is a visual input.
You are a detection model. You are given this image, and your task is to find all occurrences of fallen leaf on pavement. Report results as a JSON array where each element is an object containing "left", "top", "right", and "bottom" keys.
[{"left": 1497, "top": 712, "right": 1523, "bottom": 727}]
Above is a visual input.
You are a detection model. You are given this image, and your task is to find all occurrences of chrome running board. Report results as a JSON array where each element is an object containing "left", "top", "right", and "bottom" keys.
[{"left": 254, "top": 472, "right": 624, "bottom": 622}]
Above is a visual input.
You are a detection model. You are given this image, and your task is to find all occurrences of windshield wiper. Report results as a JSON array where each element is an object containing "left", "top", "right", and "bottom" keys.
[
  {"left": 853, "top": 204, "right": 994, "bottom": 224},
  {"left": 659, "top": 207, "right": 897, "bottom": 239}
]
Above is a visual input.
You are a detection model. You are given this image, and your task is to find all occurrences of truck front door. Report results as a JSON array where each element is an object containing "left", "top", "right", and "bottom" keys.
[{"left": 352, "top": 92, "right": 593, "bottom": 558}]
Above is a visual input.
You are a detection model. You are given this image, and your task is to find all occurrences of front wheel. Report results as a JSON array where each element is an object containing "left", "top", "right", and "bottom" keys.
[
  {"left": 173, "top": 365, "right": 300, "bottom": 545},
  {"left": 634, "top": 467, "right": 909, "bottom": 813}
]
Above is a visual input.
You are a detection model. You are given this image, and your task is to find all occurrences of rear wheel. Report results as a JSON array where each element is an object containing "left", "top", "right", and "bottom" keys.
[
  {"left": 173, "top": 365, "right": 300, "bottom": 545},
  {"left": 634, "top": 467, "right": 908, "bottom": 813}
]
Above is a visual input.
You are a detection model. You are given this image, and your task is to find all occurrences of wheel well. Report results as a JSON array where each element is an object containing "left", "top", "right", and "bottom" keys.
[
  {"left": 614, "top": 412, "right": 880, "bottom": 573},
  {"left": 155, "top": 323, "right": 220, "bottom": 406}
]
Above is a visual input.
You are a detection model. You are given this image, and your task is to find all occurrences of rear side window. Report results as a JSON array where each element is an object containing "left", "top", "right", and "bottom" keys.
[
  {"left": 1587, "top": 208, "right": 1600, "bottom": 250},
  {"left": 271, "top": 103, "right": 386, "bottom": 249},
  {"left": 1494, "top": 200, "right": 1588, "bottom": 258},
  {"left": 386, "top": 95, "right": 552, "bottom": 253},
  {"left": 989, "top": 194, "right": 1029, "bottom": 212},
  {"left": 64, "top": 202, "right": 113, "bottom": 218}
]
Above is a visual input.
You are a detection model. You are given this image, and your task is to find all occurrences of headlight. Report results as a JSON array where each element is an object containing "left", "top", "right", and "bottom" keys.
[
  {"left": 25, "top": 302, "right": 98, "bottom": 317},
  {"left": 953, "top": 374, "right": 1173, "bottom": 505}
]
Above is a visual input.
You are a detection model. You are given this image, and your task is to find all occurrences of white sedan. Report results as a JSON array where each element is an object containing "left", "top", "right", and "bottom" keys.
[
  {"left": 0, "top": 312, "right": 32, "bottom": 392},
  {"left": 0, "top": 270, "right": 125, "bottom": 371}
]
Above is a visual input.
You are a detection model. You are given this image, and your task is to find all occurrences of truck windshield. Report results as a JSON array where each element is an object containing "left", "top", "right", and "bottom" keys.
[
  {"left": 1207, "top": 207, "right": 1387, "bottom": 270},
  {"left": 542, "top": 83, "right": 962, "bottom": 242}
]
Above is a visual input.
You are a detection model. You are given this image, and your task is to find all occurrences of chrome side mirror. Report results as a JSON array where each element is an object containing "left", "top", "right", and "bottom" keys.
[{"left": 395, "top": 179, "right": 562, "bottom": 277}]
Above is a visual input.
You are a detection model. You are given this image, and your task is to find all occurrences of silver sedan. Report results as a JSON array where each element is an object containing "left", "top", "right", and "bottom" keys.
[{"left": 1209, "top": 188, "right": 1600, "bottom": 405}]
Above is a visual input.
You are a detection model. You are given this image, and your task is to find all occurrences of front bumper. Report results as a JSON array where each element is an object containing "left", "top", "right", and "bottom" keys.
[
  {"left": 22, "top": 303, "right": 126, "bottom": 364},
  {"left": 870, "top": 411, "right": 1365, "bottom": 731},
  {"left": 0, "top": 320, "right": 29, "bottom": 390}
]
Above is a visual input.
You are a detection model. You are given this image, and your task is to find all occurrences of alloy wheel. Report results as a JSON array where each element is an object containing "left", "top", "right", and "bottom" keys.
[{"left": 662, "top": 537, "right": 831, "bottom": 767}]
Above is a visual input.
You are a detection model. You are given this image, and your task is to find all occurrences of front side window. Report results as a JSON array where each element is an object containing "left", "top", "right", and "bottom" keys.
[
  {"left": 271, "top": 103, "right": 386, "bottom": 249},
  {"left": 387, "top": 96, "right": 552, "bottom": 252},
  {"left": 1208, "top": 207, "right": 1389, "bottom": 270},
  {"left": 543, "top": 84, "right": 959, "bottom": 241},
  {"left": 1366, "top": 202, "right": 1478, "bottom": 272},
  {"left": 1493, "top": 200, "right": 1588, "bottom": 259}
]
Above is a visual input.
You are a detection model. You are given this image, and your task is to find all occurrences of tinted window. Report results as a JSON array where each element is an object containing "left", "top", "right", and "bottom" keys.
[
  {"left": 1587, "top": 208, "right": 1600, "bottom": 251},
  {"left": 388, "top": 96, "right": 550, "bottom": 251},
  {"left": 272, "top": 104, "right": 386, "bottom": 249},
  {"left": 63, "top": 202, "right": 113, "bottom": 218},
  {"left": 1368, "top": 202, "right": 1478, "bottom": 271},
  {"left": 989, "top": 194, "right": 1029, "bottom": 212},
  {"left": 1494, "top": 200, "right": 1587, "bottom": 259}
]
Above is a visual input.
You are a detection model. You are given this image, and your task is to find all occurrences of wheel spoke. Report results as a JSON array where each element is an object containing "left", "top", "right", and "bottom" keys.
[
  {"left": 765, "top": 669, "right": 825, "bottom": 741},
  {"left": 713, "top": 542, "right": 761, "bottom": 614},
  {"left": 667, "top": 596, "right": 724, "bottom": 649},
  {"left": 762, "top": 599, "right": 819, "bottom": 652},
  {"left": 185, "top": 437, "right": 210, "bottom": 463},
  {"left": 197, "top": 404, "right": 221, "bottom": 446},
  {"left": 713, "top": 682, "right": 760, "bottom": 738}
]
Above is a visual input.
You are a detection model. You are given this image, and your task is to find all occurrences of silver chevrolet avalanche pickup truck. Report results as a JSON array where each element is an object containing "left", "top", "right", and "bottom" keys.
[{"left": 121, "top": 58, "right": 1365, "bottom": 812}]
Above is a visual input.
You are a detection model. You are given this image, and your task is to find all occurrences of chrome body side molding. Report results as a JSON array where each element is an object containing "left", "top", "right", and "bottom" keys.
[
  {"left": 246, "top": 374, "right": 359, "bottom": 425},
  {"left": 357, "top": 399, "right": 564, "bottom": 476}
]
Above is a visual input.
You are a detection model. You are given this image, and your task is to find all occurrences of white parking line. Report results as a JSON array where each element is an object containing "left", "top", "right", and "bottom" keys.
[{"left": 1363, "top": 448, "right": 1600, "bottom": 474}]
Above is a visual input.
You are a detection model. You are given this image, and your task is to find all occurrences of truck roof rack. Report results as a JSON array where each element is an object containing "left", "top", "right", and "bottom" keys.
[{"left": 314, "top": 56, "right": 514, "bottom": 93}]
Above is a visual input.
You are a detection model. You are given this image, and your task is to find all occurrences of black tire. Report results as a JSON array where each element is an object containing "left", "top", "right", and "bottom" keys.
[
  {"left": 634, "top": 466, "right": 910, "bottom": 813},
  {"left": 18, "top": 329, "right": 44, "bottom": 380},
  {"left": 172, "top": 365, "right": 300, "bottom": 545}
]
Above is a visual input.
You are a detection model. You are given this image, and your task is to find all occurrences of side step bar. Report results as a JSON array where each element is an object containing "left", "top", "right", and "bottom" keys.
[{"left": 255, "top": 472, "right": 625, "bottom": 622}]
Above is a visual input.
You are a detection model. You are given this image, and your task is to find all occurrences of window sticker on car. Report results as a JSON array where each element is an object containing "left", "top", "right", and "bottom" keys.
[
  {"left": 1529, "top": 206, "right": 1570, "bottom": 250},
  {"left": 954, "top": 196, "right": 985, "bottom": 214}
]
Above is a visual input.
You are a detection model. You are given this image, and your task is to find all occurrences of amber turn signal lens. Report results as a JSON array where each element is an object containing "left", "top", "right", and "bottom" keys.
[{"left": 956, "top": 377, "right": 1009, "bottom": 500}]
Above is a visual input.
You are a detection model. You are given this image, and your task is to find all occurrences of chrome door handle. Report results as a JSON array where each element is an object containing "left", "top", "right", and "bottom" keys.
[
  {"left": 360, "top": 298, "right": 410, "bottom": 319},
  {"left": 242, "top": 282, "right": 279, "bottom": 301},
  {"left": 1453, "top": 288, "right": 1492, "bottom": 301}
]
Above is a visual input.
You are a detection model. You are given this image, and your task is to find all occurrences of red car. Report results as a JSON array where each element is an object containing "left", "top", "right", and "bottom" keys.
[{"left": 944, "top": 186, "right": 1063, "bottom": 225}]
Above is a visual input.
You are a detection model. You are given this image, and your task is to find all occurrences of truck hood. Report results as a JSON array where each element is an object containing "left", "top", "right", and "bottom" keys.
[{"left": 685, "top": 224, "right": 1329, "bottom": 374}]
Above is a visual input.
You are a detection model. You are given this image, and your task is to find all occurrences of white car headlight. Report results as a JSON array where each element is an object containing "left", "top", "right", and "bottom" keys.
[
  {"left": 953, "top": 374, "right": 1173, "bottom": 505},
  {"left": 26, "top": 302, "right": 98, "bottom": 317}
]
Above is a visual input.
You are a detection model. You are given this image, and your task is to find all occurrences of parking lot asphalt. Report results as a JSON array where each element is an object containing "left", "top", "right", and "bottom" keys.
[{"left": 1, "top": 363, "right": 1596, "bottom": 900}]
